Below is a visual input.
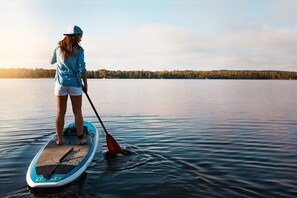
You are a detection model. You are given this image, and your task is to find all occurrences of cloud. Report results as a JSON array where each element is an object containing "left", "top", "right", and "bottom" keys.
[
  {"left": 263, "top": 0, "right": 297, "bottom": 22},
  {"left": 205, "top": 26, "right": 297, "bottom": 69},
  {"left": 1, "top": 1, "right": 297, "bottom": 71},
  {"left": 1, "top": 22, "right": 296, "bottom": 71},
  {"left": 84, "top": 23, "right": 297, "bottom": 71},
  {"left": 84, "top": 24, "right": 198, "bottom": 70}
]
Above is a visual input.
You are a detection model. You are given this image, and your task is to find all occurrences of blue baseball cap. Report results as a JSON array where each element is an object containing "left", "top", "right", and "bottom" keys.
[{"left": 63, "top": 25, "right": 83, "bottom": 36}]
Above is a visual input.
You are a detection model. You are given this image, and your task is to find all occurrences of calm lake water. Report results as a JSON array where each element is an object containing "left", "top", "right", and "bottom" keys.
[{"left": 0, "top": 79, "right": 297, "bottom": 198}]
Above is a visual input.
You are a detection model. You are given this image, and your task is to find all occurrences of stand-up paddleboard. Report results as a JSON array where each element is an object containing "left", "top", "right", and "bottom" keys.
[{"left": 26, "top": 121, "right": 98, "bottom": 188}]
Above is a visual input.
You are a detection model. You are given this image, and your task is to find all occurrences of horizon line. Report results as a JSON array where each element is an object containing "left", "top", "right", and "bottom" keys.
[{"left": 1, "top": 67, "right": 297, "bottom": 73}]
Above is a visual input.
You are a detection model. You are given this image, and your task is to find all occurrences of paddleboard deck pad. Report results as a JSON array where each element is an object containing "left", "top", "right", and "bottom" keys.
[{"left": 26, "top": 121, "right": 98, "bottom": 188}]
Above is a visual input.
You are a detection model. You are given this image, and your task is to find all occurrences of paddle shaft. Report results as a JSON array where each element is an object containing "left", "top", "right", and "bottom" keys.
[
  {"left": 83, "top": 89, "right": 125, "bottom": 155},
  {"left": 83, "top": 90, "right": 108, "bottom": 134}
]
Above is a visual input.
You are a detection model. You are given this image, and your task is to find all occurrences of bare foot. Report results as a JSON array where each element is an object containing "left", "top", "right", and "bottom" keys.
[
  {"left": 79, "top": 138, "right": 87, "bottom": 145},
  {"left": 56, "top": 139, "right": 62, "bottom": 145}
]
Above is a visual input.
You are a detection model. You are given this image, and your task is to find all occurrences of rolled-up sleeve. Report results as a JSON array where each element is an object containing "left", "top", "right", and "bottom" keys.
[
  {"left": 50, "top": 47, "right": 57, "bottom": 64},
  {"left": 78, "top": 48, "right": 87, "bottom": 74}
]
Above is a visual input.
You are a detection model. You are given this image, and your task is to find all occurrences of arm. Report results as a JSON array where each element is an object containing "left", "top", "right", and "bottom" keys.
[
  {"left": 78, "top": 48, "right": 88, "bottom": 92},
  {"left": 49, "top": 47, "right": 57, "bottom": 64}
]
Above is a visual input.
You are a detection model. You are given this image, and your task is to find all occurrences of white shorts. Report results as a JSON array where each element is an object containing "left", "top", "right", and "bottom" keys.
[{"left": 55, "top": 82, "right": 82, "bottom": 96}]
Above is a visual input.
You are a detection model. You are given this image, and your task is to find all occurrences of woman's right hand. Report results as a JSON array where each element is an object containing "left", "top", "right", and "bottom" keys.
[{"left": 82, "top": 84, "right": 88, "bottom": 93}]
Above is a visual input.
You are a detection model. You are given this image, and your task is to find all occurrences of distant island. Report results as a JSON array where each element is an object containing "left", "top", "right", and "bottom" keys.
[{"left": 0, "top": 68, "right": 296, "bottom": 80}]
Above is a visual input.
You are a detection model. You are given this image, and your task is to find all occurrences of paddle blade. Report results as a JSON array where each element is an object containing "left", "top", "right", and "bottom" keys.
[{"left": 106, "top": 132, "right": 125, "bottom": 155}]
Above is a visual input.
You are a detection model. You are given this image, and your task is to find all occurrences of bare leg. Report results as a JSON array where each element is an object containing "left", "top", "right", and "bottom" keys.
[
  {"left": 70, "top": 95, "right": 87, "bottom": 144},
  {"left": 56, "top": 95, "right": 68, "bottom": 145}
]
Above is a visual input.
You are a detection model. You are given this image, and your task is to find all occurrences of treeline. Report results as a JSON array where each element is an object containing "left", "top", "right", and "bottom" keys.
[
  {"left": 0, "top": 68, "right": 297, "bottom": 79},
  {"left": 0, "top": 68, "right": 56, "bottom": 78}
]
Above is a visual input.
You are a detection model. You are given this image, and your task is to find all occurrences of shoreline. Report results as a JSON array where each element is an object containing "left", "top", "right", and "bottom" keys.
[{"left": 0, "top": 68, "right": 297, "bottom": 80}]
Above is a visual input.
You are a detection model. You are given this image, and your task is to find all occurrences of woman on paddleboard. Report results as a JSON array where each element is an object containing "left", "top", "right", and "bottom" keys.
[{"left": 50, "top": 25, "right": 88, "bottom": 145}]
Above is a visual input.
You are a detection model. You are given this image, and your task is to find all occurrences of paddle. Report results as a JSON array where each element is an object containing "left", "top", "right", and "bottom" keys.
[{"left": 83, "top": 89, "right": 125, "bottom": 155}]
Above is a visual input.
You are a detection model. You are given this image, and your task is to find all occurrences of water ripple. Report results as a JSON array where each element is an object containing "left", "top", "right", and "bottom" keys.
[{"left": 1, "top": 79, "right": 297, "bottom": 197}]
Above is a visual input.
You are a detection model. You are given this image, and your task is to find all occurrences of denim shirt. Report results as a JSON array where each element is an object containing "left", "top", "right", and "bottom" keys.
[{"left": 50, "top": 46, "right": 86, "bottom": 87}]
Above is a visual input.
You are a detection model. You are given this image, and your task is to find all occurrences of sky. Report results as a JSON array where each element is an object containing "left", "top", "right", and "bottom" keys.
[{"left": 1, "top": 0, "right": 297, "bottom": 71}]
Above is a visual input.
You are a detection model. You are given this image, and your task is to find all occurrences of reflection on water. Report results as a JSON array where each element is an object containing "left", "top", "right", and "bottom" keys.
[{"left": 0, "top": 79, "right": 297, "bottom": 197}]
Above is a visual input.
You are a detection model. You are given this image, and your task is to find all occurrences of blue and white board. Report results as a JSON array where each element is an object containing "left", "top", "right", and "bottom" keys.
[{"left": 26, "top": 121, "right": 98, "bottom": 188}]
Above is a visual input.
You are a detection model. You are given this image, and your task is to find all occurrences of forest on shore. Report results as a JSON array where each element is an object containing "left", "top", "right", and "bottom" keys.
[{"left": 0, "top": 68, "right": 297, "bottom": 80}]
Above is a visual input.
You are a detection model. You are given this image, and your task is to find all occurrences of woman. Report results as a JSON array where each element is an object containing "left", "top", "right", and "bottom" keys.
[{"left": 50, "top": 25, "right": 88, "bottom": 145}]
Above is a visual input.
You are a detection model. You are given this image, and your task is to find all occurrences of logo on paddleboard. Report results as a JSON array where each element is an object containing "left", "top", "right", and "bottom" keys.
[{"left": 36, "top": 176, "right": 62, "bottom": 182}]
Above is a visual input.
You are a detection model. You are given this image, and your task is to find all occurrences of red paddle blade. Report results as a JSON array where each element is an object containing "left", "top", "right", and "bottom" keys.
[{"left": 106, "top": 132, "right": 125, "bottom": 155}]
